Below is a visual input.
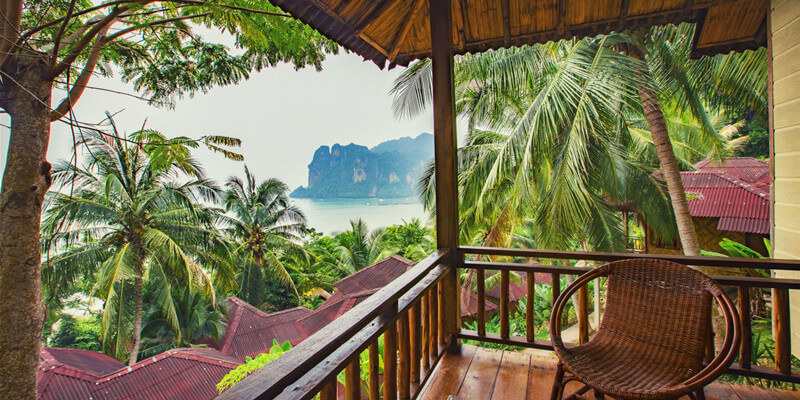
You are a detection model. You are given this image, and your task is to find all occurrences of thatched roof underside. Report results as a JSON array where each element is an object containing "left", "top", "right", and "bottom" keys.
[{"left": 271, "top": 0, "right": 767, "bottom": 68}]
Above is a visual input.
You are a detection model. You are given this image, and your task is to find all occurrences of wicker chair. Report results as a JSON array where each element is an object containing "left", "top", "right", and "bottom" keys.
[{"left": 549, "top": 259, "right": 740, "bottom": 400}]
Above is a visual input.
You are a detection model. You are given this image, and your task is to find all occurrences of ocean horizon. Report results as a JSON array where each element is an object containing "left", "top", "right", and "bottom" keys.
[{"left": 290, "top": 197, "right": 429, "bottom": 235}]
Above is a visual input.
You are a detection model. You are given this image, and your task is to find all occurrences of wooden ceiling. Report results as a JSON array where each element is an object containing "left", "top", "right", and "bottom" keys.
[{"left": 271, "top": 0, "right": 767, "bottom": 68}]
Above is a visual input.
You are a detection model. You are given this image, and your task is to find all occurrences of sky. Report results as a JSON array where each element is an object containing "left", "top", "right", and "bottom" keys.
[{"left": 0, "top": 51, "right": 453, "bottom": 190}]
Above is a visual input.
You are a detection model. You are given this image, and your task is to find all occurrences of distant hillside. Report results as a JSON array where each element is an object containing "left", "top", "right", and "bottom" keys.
[{"left": 291, "top": 133, "right": 433, "bottom": 198}]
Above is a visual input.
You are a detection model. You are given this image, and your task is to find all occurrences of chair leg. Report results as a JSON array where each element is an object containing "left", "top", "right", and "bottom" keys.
[
  {"left": 695, "top": 388, "right": 706, "bottom": 400},
  {"left": 550, "top": 362, "right": 566, "bottom": 400}
]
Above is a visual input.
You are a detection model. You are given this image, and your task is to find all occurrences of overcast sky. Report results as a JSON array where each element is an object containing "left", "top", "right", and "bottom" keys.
[{"left": 0, "top": 51, "right": 455, "bottom": 190}]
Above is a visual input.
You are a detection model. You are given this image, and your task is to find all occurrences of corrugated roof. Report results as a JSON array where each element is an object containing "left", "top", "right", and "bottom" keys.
[
  {"left": 38, "top": 348, "right": 239, "bottom": 400},
  {"left": 485, "top": 270, "right": 553, "bottom": 302},
  {"left": 680, "top": 158, "right": 770, "bottom": 234},
  {"left": 333, "top": 255, "right": 415, "bottom": 294},
  {"left": 219, "top": 299, "right": 312, "bottom": 361}
]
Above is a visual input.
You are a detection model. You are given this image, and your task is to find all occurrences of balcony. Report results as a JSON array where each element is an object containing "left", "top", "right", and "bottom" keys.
[{"left": 217, "top": 248, "right": 800, "bottom": 400}]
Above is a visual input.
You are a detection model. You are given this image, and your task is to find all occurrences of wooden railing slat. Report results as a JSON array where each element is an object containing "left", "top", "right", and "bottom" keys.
[
  {"left": 319, "top": 378, "right": 337, "bottom": 400},
  {"left": 345, "top": 359, "right": 360, "bottom": 400},
  {"left": 526, "top": 271, "right": 535, "bottom": 342},
  {"left": 578, "top": 284, "right": 589, "bottom": 344},
  {"left": 369, "top": 341, "right": 380, "bottom": 400},
  {"left": 384, "top": 320, "right": 398, "bottom": 400},
  {"left": 477, "top": 268, "right": 486, "bottom": 336},
  {"left": 437, "top": 282, "right": 445, "bottom": 345},
  {"left": 430, "top": 286, "right": 439, "bottom": 358},
  {"left": 500, "top": 270, "right": 510, "bottom": 338},
  {"left": 738, "top": 286, "right": 752, "bottom": 369},
  {"left": 774, "top": 288, "right": 792, "bottom": 374},
  {"left": 421, "top": 293, "right": 430, "bottom": 371},
  {"left": 410, "top": 303, "right": 421, "bottom": 383},
  {"left": 399, "top": 313, "right": 411, "bottom": 400}
]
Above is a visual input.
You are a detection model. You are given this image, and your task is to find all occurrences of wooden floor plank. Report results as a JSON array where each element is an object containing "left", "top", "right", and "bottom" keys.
[
  {"left": 457, "top": 347, "right": 504, "bottom": 400},
  {"left": 416, "top": 345, "right": 477, "bottom": 400},
  {"left": 527, "top": 352, "right": 560, "bottom": 400},
  {"left": 491, "top": 351, "right": 531, "bottom": 400},
  {"left": 417, "top": 345, "right": 800, "bottom": 400}
]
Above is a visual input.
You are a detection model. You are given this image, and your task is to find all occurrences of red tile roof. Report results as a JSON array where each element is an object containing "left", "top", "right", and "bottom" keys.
[
  {"left": 219, "top": 298, "right": 311, "bottom": 361},
  {"left": 333, "top": 255, "right": 415, "bottom": 294},
  {"left": 38, "top": 347, "right": 239, "bottom": 400},
  {"left": 485, "top": 269, "right": 553, "bottom": 302},
  {"left": 36, "top": 256, "right": 442, "bottom": 399},
  {"left": 682, "top": 158, "right": 770, "bottom": 234}
]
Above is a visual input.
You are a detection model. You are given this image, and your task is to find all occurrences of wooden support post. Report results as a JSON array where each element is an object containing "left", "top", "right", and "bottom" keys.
[
  {"left": 477, "top": 268, "right": 486, "bottom": 336},
  {"left": 738, "top": 286, "right": 752, "bottom": 369},
  {"left": 369, "top": 341, "right": 380, "bottom": 400},
  {"left": 384, "top": 321, "right": 398, "bottom": 400},
  {"left": 320, "top": 377, "right": 337, "bottom": 400},
  {"left": 438, "top": 283, "right": 446, "bottom": 345},
  {"left": 526, "top": 271, "right": 535, "bottom": 342},
  {"left": 345, "top": 358, "right": 361, "bottom": 400},
  {"left": 410, "top": 303, "right": 421, "bottom": 383},
  {"left": 578, "top": 284, "right": 589, "bottom": 344},
  {"left": 500, "top": 270, "right": 510, "bottom": 338},
  {"left": 398, "top": 313, "right": 411, "bottom": 400},
  {"left": 774, "top": 288, "right": 791, "bottom": 374},
  {"left": 421, "top": 294, "right": 430, "bottom": 371},
  {"left": 430, "top": 0, "right": 461, "bottom": 350}
]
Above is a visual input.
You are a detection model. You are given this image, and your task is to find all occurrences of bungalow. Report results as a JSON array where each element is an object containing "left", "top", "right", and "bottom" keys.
[{"left": 644, "top": 157, "right": 771, "bottom": 256}]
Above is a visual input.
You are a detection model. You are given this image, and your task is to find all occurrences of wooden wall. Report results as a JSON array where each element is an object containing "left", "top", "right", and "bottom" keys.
[
  {"left": 647, "top": 217, "right": 765, "bottom": 256},
  {"left": 771, "top": 0, "right": 800, "bottom": 357}
]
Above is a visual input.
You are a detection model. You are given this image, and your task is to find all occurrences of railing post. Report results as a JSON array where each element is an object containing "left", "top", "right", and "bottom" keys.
[
  {"left": 578, "top": 284, "right": 589, "bottom": 344},
  {"left": 345, "top": 358, "right": 360, "bottom": 400},
  {"left": 500, "top": 270, "right": 510, "bottom": 338},
  {"left": 369, "top": 341, "right": 380, "bottom": 400},
  {"left": 738, "top": 286, "right": 752, "bottom": 369},
  {"left": 430, "top": 0, "right": 461, "bottom": 351},
  {"left": 774, "top": 288, "right": 791, "bottom": 374},
  {"left": 526, "top": 271, "right": 535, "bottom": 342}
]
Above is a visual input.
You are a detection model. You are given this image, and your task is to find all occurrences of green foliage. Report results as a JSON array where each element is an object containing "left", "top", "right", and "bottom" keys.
[
  {"left": 394, "top": 24, "right": 767, "bottom": 253},
  {"left": 222, "top": 166, "right": 308, "bottom": 308},
  {"left": 50, "top": 315, "right": 103, "bottom": 352},
  {"left": 139, "top": 287, "right": 226, "bottom": 359},
  {"left": 41, "top": 118, "right": 235, "bottom": 362},
  {"left": 217, "top": 340, "right": 292, "bottom": 393},
  {"left": 381, "top": 219, "right": 435, "bottom": 262}
]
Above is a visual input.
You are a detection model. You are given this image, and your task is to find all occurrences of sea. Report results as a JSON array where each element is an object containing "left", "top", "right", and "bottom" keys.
[{"left": 290, "top": 197, "right": 428, "bottom": 235}]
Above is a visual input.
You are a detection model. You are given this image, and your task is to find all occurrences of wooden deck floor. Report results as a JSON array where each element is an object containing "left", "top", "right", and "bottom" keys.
[{"left": 416, "top": 345, "right": 800, "bottom": 400}]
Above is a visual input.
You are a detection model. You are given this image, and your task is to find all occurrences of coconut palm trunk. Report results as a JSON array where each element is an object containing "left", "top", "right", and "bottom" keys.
[
  {"left": 129, "top": 276, "right": 144, "bottom": 366},
  {"left": 629, "top": 44, "right": 702, "bottom": 258}
]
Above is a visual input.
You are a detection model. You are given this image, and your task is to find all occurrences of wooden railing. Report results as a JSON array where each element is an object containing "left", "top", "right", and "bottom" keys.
[
  {"left": 217, "top": 247, "right": 800, "bottom": 399},
  {"left": 217, "top": 250, "right": 453, "bottom": 400},
  {"left": 460, "top": 246, "right": 800, "bottom": 384}
]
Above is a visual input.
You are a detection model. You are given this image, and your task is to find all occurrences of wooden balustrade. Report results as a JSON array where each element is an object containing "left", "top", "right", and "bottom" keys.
[
  {"left": 460, "top": 246, "right": 800, "bottom": 384},
  {"left": 218, "top": 247, "right": 800, "bottom": 400},
  {"left": 217, "top": 250, "right": 451, "bottom": 400}
]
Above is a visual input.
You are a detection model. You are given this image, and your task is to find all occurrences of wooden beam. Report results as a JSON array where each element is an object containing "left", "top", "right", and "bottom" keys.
[
  {"left": 557, "top": 0, "right": 565, "bottom": 35},
  {"left": 430, "top": 0, "right": 461, "bottom": 348},
  {"left": 618, "top": 0, "right": 631, "bottom": 27},
  {"left": 389, "top": 0, "right": 425, "bottom": 61},
  {"left": 501, "top": 0, "right": 510, "bottom": 46}
]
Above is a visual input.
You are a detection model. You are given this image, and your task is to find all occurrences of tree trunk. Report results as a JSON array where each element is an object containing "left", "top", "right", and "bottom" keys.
[
  {"left": 128, "top": 276, "right": 144, "bottom": 366},
  {"left": 629, "top": 46, "right": 702, "bottom": 258},
  {"left": 0, "top": 53, "right": 53, "bottom": 400}
]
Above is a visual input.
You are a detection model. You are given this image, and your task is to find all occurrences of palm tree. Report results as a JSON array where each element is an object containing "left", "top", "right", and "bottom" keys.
[
  {"left": 334, "top": 219, "right": 396, "bottom": 274},
  {"left": 41, "top": 125, "right": 231, "bottom": 365},
  {"left": 626, "top": 25, "right": 767, "bottom": 257},
  {"left": 221, "top": 167, "right": 308, "bottom": 309},
  {"left": 139, "top": 287, "right": 226, "bottom": 358},
  {"left": 393, "top": 24, "right": 766, "bottom": 257}
]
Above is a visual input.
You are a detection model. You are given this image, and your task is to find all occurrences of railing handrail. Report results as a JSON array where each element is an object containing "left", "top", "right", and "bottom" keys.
[
  {"left": 461, "top": 246, "right": 800, "bottom": 271},
  {"left": 216, "top": 249, "right": 450, "bottom": 400},
  {"left": 464, "top": 260, "right": 800, "bottom": 289}
]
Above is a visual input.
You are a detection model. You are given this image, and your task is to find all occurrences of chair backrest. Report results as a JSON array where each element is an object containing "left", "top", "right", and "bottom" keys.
[{"left": 597, "top": 259, "right": 714, "bottom": 376}]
